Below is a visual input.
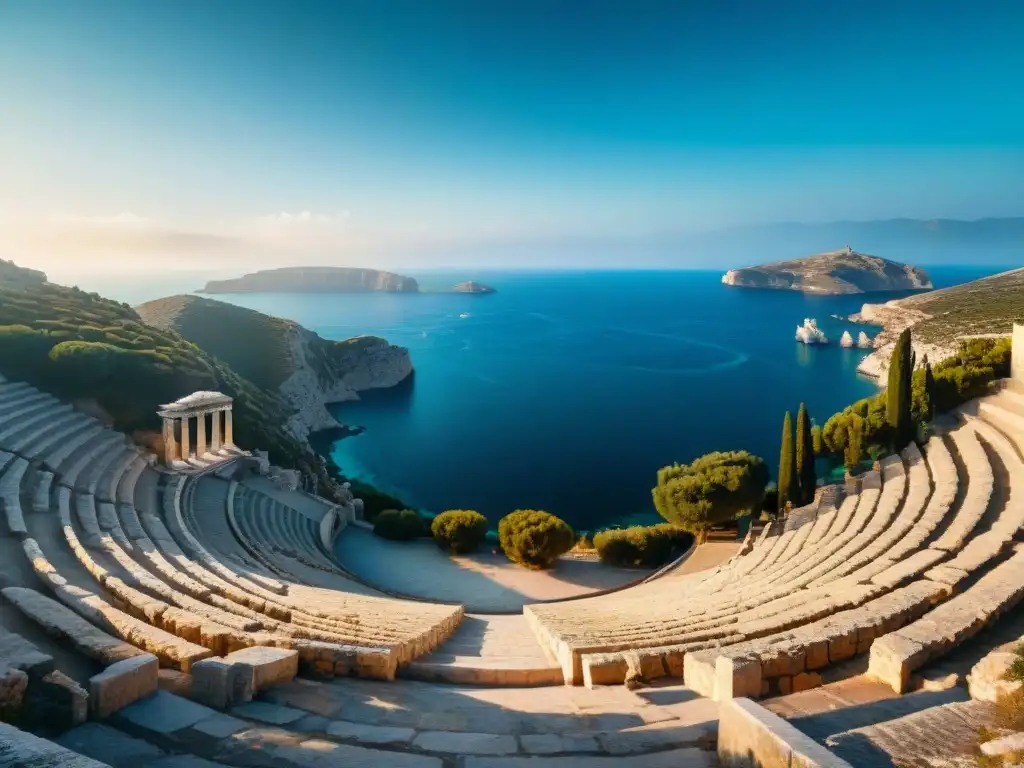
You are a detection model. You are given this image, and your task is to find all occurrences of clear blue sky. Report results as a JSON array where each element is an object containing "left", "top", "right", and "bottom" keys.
[{"left": 1, "top": 0, "right": 1022, "bottom": 274}]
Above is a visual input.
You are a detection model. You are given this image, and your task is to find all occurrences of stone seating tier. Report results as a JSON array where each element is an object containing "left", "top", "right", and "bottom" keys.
[{"left": 526, "top": 417, "right": 1014, "bottom": 688}]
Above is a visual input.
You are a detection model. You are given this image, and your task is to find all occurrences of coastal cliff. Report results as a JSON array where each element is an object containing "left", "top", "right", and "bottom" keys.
[
  {"left": 199, "top": 266, "right": 419, "bottom": 294},
  {"left": 136, "top": 295, "right": 413, "bottom": 441},
  {"left": 851, "top": 267, "right": 1024, "bottom": 379},
  {"left": 722, "top": 249, "right": 932, "bottom": 295}
]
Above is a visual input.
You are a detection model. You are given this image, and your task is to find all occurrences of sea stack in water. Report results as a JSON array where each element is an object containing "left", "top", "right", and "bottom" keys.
[
  {"left": 840, "top": 331, "right": 855, "bottom": 348},
  {"left": 796, "top": 318, "right": 828, "bottom": 345},
  {"left": 857, "top": 331, "right": 873, "bottom": 349}
]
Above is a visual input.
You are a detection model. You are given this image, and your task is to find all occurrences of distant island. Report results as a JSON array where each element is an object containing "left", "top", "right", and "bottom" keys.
[
  {"left": 451, "top": 281, "right": 496, "bottom": 294},
  {"left": 200, "top": 267, "right": 420, "bottom": 294},
  {"left": 721, "top": 247, "right": 933, "bottom": 295}
]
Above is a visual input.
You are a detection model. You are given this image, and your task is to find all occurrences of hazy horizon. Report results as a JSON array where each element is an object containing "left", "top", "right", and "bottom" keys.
[{"left": 3, "top": 1, "right": 1023, "bottom": 279}]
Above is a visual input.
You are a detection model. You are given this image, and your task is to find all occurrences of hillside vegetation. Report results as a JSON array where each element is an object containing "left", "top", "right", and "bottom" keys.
[
  {"left": 137, "top": 294, "right": 401, "bottom": 395},
  {"left": 894, "top": 267, "right": 1024, "bottom": 345},
  {"left": 0, "top": 264, "right": 342, "bottom": 499}
]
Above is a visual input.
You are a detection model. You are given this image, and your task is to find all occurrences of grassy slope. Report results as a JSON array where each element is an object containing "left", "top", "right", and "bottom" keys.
[
  {"left": 0, "top": 275, "right": 343, "bottom": 497},
  {"left": 896, "top": 267, "right": 1024, "bottom": 345}
]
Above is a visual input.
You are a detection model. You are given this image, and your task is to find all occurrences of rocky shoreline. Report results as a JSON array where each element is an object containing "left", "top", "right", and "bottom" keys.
[
  {"left": 280, "top": 326, "right": 413, "bottom": 442},
  {"left": 850, "top": 300, "right": 953, "bottom": 381}
]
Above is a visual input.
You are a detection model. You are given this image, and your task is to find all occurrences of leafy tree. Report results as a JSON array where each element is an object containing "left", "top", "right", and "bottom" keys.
[
  {"left": 777, "top": 411, "right": 798, "bottom": 513},
  {"left": 431, "top": 509, "right": 489, "bottom": 554},
  {"left": 498, "top": 510, "right": 575, "bottom": 569},
  {"left": 886, "top": 329, "right": 915, "bottom": 449},
  {"left": 652, "top": 451, "right": 769, "bottom": 541},
  {"left": 795, "top": 403, "right": 816, "bottom": 505}
]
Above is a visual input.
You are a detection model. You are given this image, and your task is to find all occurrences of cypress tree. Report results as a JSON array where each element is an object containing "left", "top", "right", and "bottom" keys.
[
  {"left": 795, "top": 402, "right": 816, "bottom": 505},
  {"left": 887, "top": 329, "right": 914, "bottom": 448},
  {"left": 778, "top": 411, "right": 798, "bottom": 513},
  {"left": 923, "top": 354, "right": 936, "bottom": 422}
]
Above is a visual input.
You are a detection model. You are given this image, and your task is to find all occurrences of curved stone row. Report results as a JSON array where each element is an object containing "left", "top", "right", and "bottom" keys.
[
  {"left": 0, "top": 380, "right": 462, "bottom": 695},
  {"left": 527, "top": 413, "right": 1018, "bottom": 689}
]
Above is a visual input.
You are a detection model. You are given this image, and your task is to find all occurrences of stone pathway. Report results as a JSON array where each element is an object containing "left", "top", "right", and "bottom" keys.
[
  {"left": 333, "top": 527, "right": 646, "bottom": 612},
  {"left": 402, "top": 614, "right": 563, "bottom": 685},
  {"left": 55, "top": 680, "right": 719, "bottom": 767}
]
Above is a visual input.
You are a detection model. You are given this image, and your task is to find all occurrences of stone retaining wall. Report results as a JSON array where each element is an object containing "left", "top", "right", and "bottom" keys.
[{"left": 718, "top": 697, "right": 853, "bottom": 768}]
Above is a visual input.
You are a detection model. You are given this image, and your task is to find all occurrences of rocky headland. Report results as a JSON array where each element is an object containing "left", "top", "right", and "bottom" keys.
[
  {"left": 722, "top": 248, "right": 932, "bottom": 295},
  {"left": 851, "top": 267, "right": 1024, "bottom": 379},
  {"left": 136, "top": 294, "right": 412, "bottom": 442},
  {"left": 199, "top": 266, "right": 420, "bottom": 294}
]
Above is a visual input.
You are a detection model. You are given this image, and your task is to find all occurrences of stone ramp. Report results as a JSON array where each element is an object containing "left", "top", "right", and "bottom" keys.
[
  {"left": 401, "top": 614, "right": 563, "bottom": 686},
  {"left": 823, "top": 699, "right": 997, "bottom": 767}
]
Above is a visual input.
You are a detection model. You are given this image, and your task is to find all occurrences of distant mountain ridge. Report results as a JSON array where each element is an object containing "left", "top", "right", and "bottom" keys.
[
  {"left": 722, "top": 249, "right": 932, "bottom": 295},
  {"left": 200, "top": 266, "right": 419, "bottom": 294}
]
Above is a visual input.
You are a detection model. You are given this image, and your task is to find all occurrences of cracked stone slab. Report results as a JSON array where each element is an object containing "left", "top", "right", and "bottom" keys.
[
  {"left": 56, "top": 723, "right": 166, "bottom": 768},
  {"left": 326, "top": 720, "right": 415, "bottom": 744},
  {"left": 520, "top": 733, "right": 601, "bottom": 755},
  {"left": 232, "top": 701, "right": 307, "bottom": 725},
  {"left": 464, "top": 748, "right": 715, "bottom": 767},
  {"left": 273, "top": 739, "right": 442, "bottom": 767},
  {"left": 116, "top": 691, "right": 218, "bottom": 735},
  {"left": 412, "top": 731, "right": 519, "bottom": 755},
  {"left": 191, "top": 714, "right": 249, "bottom": 739}
]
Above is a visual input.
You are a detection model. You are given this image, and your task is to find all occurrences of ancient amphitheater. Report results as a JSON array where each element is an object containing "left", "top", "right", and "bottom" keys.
[{"left": 2, "top": 333, "right": 1024, "bottom": 767}]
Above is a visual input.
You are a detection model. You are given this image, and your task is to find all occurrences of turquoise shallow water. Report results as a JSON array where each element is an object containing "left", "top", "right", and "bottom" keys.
[{"left": 209, "top": 266, "right": 994, "bottom": 530}]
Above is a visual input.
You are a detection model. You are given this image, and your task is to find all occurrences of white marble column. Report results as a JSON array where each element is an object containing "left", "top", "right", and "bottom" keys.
[
  {"left": 224, "top": 409, "right": 234, "bottom": 447},
  {"left": 195, "top": 411, "right": 207, "bottom": 458},
  {"left": 162, "top": 418, "right": 177, "bottom": 465},
  {"left": 180, "top": 415, "right": 191, "bottom": 459},
  {"left": 211, "top": 408, "right": 223, "bottom": 451}
]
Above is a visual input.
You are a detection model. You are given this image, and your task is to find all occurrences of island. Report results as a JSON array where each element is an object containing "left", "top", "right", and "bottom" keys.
[
  {"left": 199, "top": 266, "right": 420, "bottom": 294},
  {"left": 451, "top": 281, "right": 496, "bottom": 294},
  {"left": 721, "top": 246, "right": 932, "bottom": 295}
]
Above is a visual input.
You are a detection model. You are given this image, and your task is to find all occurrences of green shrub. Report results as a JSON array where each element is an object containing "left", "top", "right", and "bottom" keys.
[
  {"left": 498, "top": 509, "right": 575, "bottom": 569},
  {"left": 431, "top": 509, "right": 489, "bottom": 554},
  {"left": 372, "top": 509, "right": 426, "bottom": 541},
  {"left": 593, "top": 524, "right": 693, "bottom": 568}
]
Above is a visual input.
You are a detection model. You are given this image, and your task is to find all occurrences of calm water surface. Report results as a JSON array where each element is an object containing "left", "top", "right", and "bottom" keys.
[{"left": 194, "top": 267, "right": 993, "bottom": 530}]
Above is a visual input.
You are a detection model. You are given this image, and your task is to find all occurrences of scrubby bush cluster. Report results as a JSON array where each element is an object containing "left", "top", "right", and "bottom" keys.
[
  {"left": 372, "top": 509, "right": 426, "bottom": 541},
  {"left": 498, "top": 509, "right": 575, "bottom": 569},
  {"left": 593, "top": 524, "right": 693, "bottom": 568},
  {"left": 431, "top": 509, "right": 489, "bottom": 554}
]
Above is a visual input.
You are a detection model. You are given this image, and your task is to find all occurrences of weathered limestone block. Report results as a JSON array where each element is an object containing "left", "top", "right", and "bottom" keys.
[
  {"left": 89, "top": 655, "right": 158, "bottom": 718},
  {"left": 981, "top": 730, "right": 1024, "bottom": 757},
  {"left": 0, "top": 668, "right": 29, "bottom": 717},
  {"left": 792, "top": 671, "right": 823, "bottom": 693},
  {"left": 718, "top": 697, "right": 855, "bottom": 768},
  {"left": 716, "top": 655, "right": 763, "bottom": 702},
  {"left": 868, "top": 634, "right": 928, "bottom": 693},
  {"left": 157, "top": 669, "right": 193, "bottom": 698},
  {"left": 27, "top": 670, "right": 88, "bottom": 730},
  {"left": 968, "top": 651, "right": 1022, "bottom": 702},
  {"left": 582, "top": 653, "right": 627, "bottom": 688},
  {"left": 222, "top": 646, "right": 298, "bottom": 691},
  {"left": 684, "top": 650, "right": 720, "bottom": 699},
  {"left": 190, "top": 657, "right": 254, "bottom": 709}
]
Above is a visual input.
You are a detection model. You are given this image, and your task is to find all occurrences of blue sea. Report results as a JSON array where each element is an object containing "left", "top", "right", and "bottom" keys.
[{"left": 181, "top": 265, "right": 992, "bottom": 531}]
